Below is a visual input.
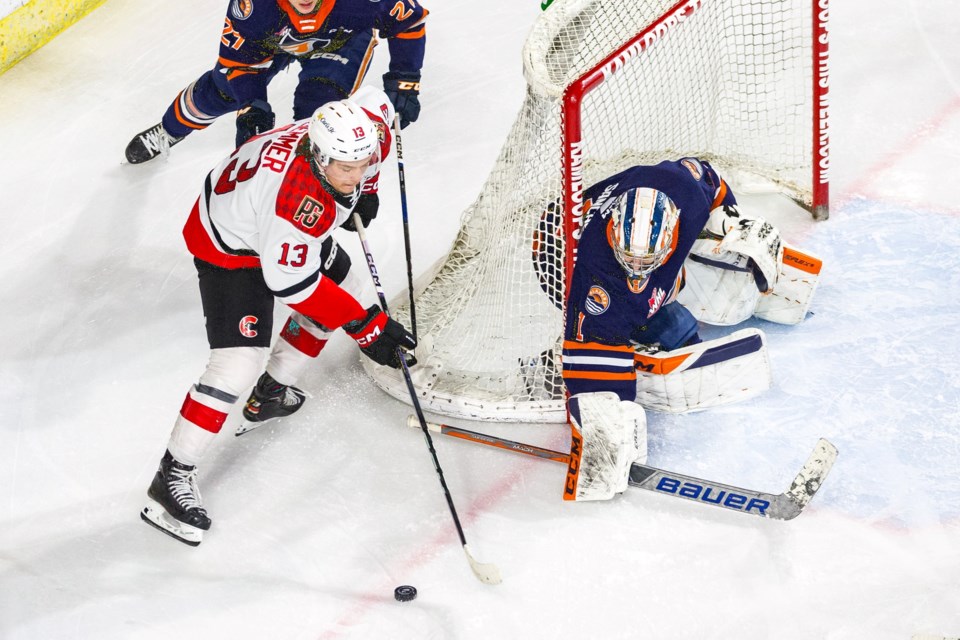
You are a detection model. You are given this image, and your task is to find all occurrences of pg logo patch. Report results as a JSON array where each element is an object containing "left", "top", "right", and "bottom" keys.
[
  {"left": 286, "top": 195, "right": 335, "bottom": 236},
  {"left": 585, "top": 286, "right": 610, "bottom": 315}
]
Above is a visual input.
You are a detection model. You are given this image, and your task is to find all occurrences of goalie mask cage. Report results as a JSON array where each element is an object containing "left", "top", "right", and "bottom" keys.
[{"left": 364, "top": 0, "right": 830, "bottom": 422}]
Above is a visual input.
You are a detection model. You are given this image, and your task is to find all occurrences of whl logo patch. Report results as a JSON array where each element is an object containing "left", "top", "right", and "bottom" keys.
[{"left": 647, "top": 287, "right": 666, "bottom": 318}]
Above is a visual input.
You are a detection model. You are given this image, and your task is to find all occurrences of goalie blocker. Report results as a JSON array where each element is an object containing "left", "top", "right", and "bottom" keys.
[{"left": 564, "top": 392, "right": 647, "bottom": 501}]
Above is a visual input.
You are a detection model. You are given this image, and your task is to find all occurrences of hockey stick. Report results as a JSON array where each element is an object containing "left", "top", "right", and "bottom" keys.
[
  {"left": 353, "top": 213, "right": 501, "bottom": 585},
  {"left": 406, "top": 416, "right": 838, "bottom": 521},
  {"left": 393, "top": 116, "right": 418, "bottom": 342}
]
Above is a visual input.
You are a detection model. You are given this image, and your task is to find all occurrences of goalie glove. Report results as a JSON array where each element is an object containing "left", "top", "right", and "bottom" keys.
[
  {"left": 343, "top": 304, "right": 417, "bottom": 369},
  {"left": 563, "top": 392, "right": 647, "bottom": 501},
  {"left": 707, "top": 205, "right": 783, "bottom": 293},
  {"left": 341, "top": 193, "right": 379, "bottom": 232}
]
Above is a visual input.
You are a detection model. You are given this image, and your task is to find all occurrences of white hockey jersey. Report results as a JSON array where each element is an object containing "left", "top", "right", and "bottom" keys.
[{"left": 183, "top": 87, "right": 395, "bottom": 329}]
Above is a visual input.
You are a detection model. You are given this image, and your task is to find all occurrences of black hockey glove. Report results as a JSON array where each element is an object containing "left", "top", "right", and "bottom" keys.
[
  {"left": 383, "top": 71, "right": 421, "bottom": 129},
  {"left": 341, "top": 193, "right": 379, "bottom": 232},
  {"left": 235, "top": 100, "right": 275, "bottom": 147},
  {"left": 343, "top": 304, "right": 417, "bottom": 369}
]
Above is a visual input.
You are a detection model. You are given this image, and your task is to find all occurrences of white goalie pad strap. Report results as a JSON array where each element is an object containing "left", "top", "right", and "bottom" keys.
[
  {"left": 753, "top": 243, "right": 823, "bottom": 325},
  {"left": 564, "top": 392, "right": 645, "bottom": 502},
  {"left": 634, "top": 328, "right": 772, "bottom": 413}
]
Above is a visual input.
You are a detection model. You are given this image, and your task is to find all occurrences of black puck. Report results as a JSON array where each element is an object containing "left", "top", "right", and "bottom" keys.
[{"left": 394, "top": 585, "right": 417, "bottom": 602}]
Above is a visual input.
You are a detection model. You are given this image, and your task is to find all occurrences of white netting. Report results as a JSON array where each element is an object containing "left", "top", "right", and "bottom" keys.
[{"left": 365, "top": 0, "right": 816, "bottom": 422}]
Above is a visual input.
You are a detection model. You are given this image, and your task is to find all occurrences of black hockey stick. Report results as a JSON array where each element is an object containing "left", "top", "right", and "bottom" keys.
[
  {"left": 406, "top": 416, "right": 838, "bottom": 521},
  {"left": 393, "top": 116, "right": 418, "bottom": 343},
  {"left": 354, "top": 212, "right": 501, "bottom": 585}
]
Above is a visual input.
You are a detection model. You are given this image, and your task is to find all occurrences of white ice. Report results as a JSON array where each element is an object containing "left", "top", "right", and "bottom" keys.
[{"left": 1, "top": 0, "right": 959, "bottom": 638}]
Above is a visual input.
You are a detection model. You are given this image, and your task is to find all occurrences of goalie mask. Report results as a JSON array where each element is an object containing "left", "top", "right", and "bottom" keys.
[
  {"left": 308, "top": 99, "right": 377, "bottom": 171},
  {"left": 608, "top": 187, "right": 680, "bottom": 278}
]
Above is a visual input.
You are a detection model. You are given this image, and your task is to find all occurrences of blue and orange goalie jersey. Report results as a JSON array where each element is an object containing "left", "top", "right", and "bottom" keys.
[{"left": 561, "top": 158, "right": 736, "bottom": 401}]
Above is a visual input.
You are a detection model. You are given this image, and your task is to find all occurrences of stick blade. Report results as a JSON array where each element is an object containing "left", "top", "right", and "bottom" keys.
[
  {"left": 464, "top": 544, "right": 501, "bottom": 585},
  {"left": 779, "top": 437, "right": 839, "bottom": 519}
]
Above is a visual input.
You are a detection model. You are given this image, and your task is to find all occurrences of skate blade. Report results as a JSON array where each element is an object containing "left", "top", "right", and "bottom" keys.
[
  {"left": 140, "top": 500, "right": 204, "bottom": 546},
  {"left": 234, "top": 416, "right": 287, "bottom": 436}
]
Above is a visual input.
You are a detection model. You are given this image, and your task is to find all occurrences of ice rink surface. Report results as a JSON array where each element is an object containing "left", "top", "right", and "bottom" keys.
[{"left": 1, "top": 0, "right": 959, "bottom": 638}]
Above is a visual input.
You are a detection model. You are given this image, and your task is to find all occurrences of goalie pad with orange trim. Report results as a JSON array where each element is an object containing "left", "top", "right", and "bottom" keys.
[
  {"left": 633, "top": 328, "right": 772, "bottom": 413},
  {"left": 753, "top": 244, "right": 823, "bottom": 325},
  {"left": 678, "top": 243, "right": 822, "bottom": 326},
  {"left": 564, "top": 392, "right": 647, "bottom": 501}
]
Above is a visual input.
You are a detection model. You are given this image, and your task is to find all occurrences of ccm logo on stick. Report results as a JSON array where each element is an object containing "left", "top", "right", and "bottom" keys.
[{"left": 655, "top": 477, "right": 770, "bottom": 514}]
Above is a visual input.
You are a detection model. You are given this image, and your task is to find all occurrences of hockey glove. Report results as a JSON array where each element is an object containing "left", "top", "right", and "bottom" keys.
[
  {"left": 235, "top": 100, "right": 275, "bottom": 147},
  {"left": 341, "top": 193, "right": 379, "bottom": 232},
  {"left": 383, "top": 71, "right": 421, "bottom": 129},
  {"left": 343, "top": 304, "right": 417, "bottom": 369}
]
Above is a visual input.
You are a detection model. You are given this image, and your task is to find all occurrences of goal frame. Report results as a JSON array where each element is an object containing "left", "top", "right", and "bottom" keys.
[{"left": 561, "top": 0, "right": 830, "bottom": 295}]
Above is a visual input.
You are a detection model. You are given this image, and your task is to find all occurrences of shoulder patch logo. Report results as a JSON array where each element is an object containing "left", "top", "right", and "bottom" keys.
[
  {"left": 231, "top": 0, "right": 254, "bottom": 20},
  {"left": 681, "top": 158, "right": 703, "bottom": 181},
  {"left": 287, "top": 195, "right": 335, "bottom": 236},
  {"left": 647, "top": 287, "right": 666, "bottom": 318},
  {"left": 585, "top": 286, "right": 610, "bottom": 315}
]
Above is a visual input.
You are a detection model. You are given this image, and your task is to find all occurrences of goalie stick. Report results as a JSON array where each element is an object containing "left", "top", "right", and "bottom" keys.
[{"left": 406, "top": 416, "right": 837, "bottom": 521}]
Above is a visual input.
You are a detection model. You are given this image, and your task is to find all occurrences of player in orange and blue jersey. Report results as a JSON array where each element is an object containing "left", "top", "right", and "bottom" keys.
[{"left": 125, "top": 0, "right": 427, "bottom": 164}]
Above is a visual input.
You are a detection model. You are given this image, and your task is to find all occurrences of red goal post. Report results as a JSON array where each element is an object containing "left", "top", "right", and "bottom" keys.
[{"left": 364, "top": 0, "right": 829, "bottom": 423}]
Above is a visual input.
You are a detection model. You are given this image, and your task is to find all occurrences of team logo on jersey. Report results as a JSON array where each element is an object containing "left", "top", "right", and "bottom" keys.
[
  {"left": 585, "top": 286, "right": 610, "bottom": 315},
  {"left": 291, "top": 196, "right": 326, "bottom": 230},
  {"left": 239, "top": 315, "right": 259, "bottom": 338},
  {"left": 230, "top": 0, "right": 254, "bottom": 20},
  {"left": 681, "top": 158, "right": 703, "bottom": 181},
  {"left": 647, "top": 287, "right": 666, "bottom": 318}
]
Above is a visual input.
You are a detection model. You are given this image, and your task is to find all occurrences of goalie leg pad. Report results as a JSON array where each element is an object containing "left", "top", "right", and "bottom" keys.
[
  {"left": 564, "top": 392, "right": 646, "bottom": 502},
  {"left": 634, "top": 328, "right": 772, "bottom": 413}
]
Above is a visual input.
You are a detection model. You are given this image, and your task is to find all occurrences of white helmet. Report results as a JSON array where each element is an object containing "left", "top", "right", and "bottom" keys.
[
  {"left": 609, "top": 187, "right": 680, "bottom": 278},
  {"left": 308, "top": 99, "right": 377, "bottom": 167}
]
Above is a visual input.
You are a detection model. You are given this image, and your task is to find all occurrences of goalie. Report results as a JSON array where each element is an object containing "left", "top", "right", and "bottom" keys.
[{"left": 561, "top": 157, "right": 821, "bottom": 502}]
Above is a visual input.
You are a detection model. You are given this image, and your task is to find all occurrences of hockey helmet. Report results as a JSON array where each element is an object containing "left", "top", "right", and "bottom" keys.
[
  {"left": 308, "top": 99, "right": 377, "bottom": 168},
  {"left": 608, "top": 187, "right": 680, "bottom": 278}
]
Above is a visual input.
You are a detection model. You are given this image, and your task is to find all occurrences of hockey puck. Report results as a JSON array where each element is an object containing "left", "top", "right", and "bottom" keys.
[{"left": 394, "top": 585, "right": 417, "bottom": 602}]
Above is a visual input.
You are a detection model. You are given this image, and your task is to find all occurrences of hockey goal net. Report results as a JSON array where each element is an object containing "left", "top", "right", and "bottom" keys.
[{"left": 365, "top": 0, "right": 829, "bottom": 422}]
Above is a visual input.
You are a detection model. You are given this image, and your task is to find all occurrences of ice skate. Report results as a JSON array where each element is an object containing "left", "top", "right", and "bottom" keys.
[
  {"left": 140, "top": 450, "right": 211, "bottom": 546},
  {"left": 124, "top": 123, "right": 183, "bottom": 164},
  {"left": 235, "top": 372, "right": 306, "bottom": 436}
]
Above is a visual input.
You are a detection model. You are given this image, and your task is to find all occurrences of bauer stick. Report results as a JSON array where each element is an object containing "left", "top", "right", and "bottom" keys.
[
  {"left": 406, "top": 416, "right": 838, "bottom": 521},
  {"left": 352, "top": 212, "right": 501, "bottom": 585},
  {"left": 393, "top": 116, "right": 418, "bottom": 342}
]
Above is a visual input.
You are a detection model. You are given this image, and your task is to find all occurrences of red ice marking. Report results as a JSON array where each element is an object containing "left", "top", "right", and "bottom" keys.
[
  {"left": 837, "top": 95, "right": 960, "bottom": 210},
  {"left": 316, "top": 458, "right": 539, "bottom": 639}
]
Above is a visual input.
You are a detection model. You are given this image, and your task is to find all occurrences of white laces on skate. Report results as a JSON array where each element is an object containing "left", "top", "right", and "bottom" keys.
[
  {"left": 167, "top": 466, "right": 203, "bottom": 510},
  {"left": 282, "top": 386, "right": 302, "bottom": 407},
  {"left": 139, "top": 126, "right": 171, "bottom": 158}
]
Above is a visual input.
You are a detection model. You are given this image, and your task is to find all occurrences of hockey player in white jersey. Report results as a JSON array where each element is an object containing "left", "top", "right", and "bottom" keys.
[{"left": 141, "top": 86, "right": 415, "bottom": 546}]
